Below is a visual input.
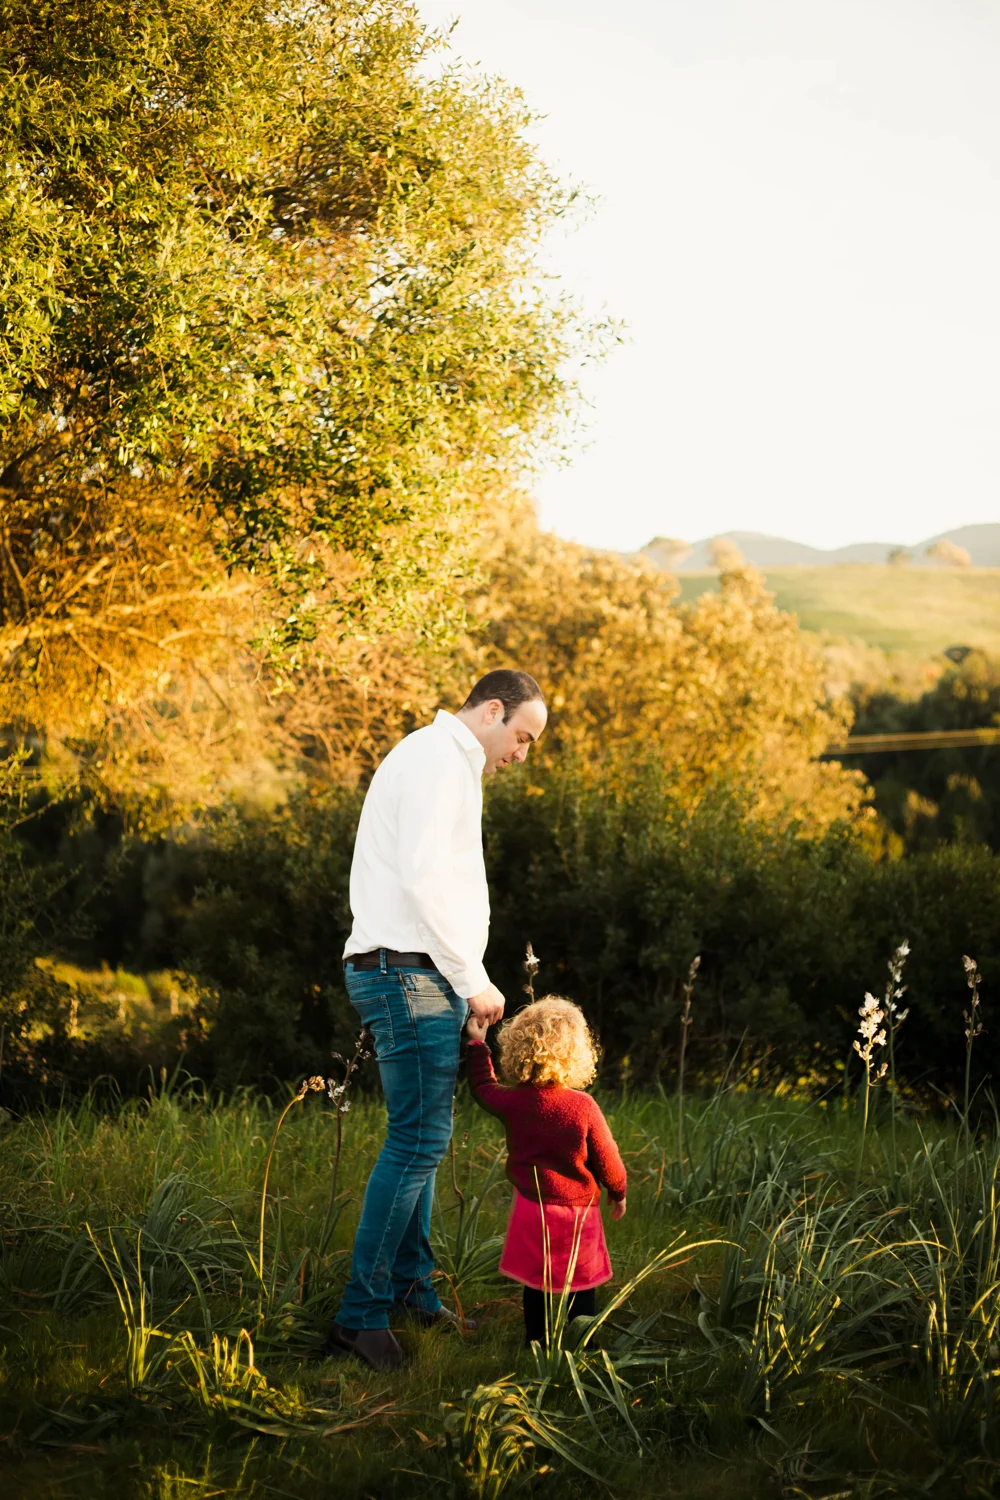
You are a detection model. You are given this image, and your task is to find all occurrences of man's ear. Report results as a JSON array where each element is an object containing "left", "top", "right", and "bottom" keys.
[{"left": 485, "top": 699, "right": 503, "bottom": 724}]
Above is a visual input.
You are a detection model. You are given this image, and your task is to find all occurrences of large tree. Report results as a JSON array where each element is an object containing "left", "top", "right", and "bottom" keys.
[{"left": 0, "top": 0, "right": 583, "bottom": 797}]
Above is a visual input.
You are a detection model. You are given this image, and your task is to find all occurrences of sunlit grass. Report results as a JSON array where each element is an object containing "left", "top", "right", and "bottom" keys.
[{"left": 1, "top": 1076, "right": 997, "bottom": 1498}]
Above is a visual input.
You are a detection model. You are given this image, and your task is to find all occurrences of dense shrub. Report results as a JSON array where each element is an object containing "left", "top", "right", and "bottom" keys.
[
  {"left": 177, "top": 790, "right": 363, "bottom": 1088},
  {"left": 0, "top": 762, "right": 103, "bottom": 1103},
  {"left": 484, "top": 764, "right": 1000, "bottom": 1089},
  {"left": 4, "top": 761, "right": 998, "bottom": 1100},
  {"left": 27, "top": 788, "right": 366, "bottom": 1092}
]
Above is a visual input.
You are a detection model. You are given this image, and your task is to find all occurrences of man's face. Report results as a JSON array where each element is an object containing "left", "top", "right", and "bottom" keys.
[{"left": 480, "top": 697, "right": 547, "bottom": 775}]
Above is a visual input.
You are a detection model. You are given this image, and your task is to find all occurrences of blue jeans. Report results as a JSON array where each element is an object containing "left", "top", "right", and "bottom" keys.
[{"left": 336, "top": 958, "right": 469, "bottom": 1330}]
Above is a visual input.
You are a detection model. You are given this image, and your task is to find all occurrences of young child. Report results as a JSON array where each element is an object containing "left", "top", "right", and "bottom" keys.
[{"left": 465, "top": 996, "right": 626, "bottom": 1347}]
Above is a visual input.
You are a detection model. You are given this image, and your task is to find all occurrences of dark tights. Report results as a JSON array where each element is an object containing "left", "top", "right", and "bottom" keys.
[{"left": 522, "top": 1285, "right": 596, "bottom": 1346}]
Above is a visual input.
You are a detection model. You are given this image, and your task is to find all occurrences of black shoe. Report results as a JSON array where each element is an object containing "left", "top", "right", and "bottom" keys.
[
  {"left": 391, "top": 1302, "right": 478, "bottom": 1332},
  {"left": 324, "top": 1323, "right": 407, "bottom": 1369}
]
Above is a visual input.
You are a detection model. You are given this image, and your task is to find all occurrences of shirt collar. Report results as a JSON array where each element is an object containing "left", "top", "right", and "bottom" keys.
[{"left": 434, "top": 710, "right": 486, "bottom": 771}]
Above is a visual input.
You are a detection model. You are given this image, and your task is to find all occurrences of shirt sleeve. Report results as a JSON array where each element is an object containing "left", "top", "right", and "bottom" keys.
[
  {"left": 466, "top": 1038, "right": 511, "bottom": 1119},
  {"left": 586, "top": 1100, "right": 627, "bottom": 1201},
  {"left": 394, "top": 738, "right": 490, "bottom": 999}
]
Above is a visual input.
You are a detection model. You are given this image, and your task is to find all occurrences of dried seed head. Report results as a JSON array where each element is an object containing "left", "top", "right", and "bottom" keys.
[
  {"left": 681, "top": 954, "right": 702, "bottom": 1009},
  {"left": 964, "top": 1010, "right": 984, "bottom": 1042},
  {"left": 963, "top": 956, "right": 983, "bottom": 997}
]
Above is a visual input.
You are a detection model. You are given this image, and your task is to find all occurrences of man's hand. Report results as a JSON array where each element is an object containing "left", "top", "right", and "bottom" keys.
[
  {"left": 465, "top": 1013, "right": 489, "bottom": 1042},
  {"left": 467, "top": 982, "right": 505, "bottom": 1027},
  {"left": 610, "top": 1196, "right": 627, "bottom": 1221}
]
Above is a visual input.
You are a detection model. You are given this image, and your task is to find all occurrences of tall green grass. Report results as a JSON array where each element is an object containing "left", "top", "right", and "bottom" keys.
[{"left": 2, "top": 1047, "right": 999, "bottom": 1498}]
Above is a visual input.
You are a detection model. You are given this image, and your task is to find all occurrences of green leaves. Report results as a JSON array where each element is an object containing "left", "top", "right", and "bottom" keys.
[{"left": 0, "top": 0, "right": 584, "bottom": 671}]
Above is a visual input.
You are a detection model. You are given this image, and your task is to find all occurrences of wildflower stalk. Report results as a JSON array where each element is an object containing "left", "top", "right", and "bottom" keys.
[
  {"left": 258, "top": 1075, "right": 326, "bottom": 1290},
  {"left": 676, "top": 955, "right": 701, "bottom": 1180},
  {"left": 961, "top": 955, "right": 984, "bottom": 1179},
  {"left": 523, "top": 943, "right": 540, "bottom": 1004},
  {"left": 883, "top": 941, "right": 911, "bottom": 1169},
  {"left": 854, "top": 989, "right": 888, "bottom": 1181},
  {"left": 318, "top": 1030, "right": 372, "bottom": 1257}
]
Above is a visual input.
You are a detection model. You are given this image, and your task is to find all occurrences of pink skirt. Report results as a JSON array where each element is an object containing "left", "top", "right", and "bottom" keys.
[{"left": 498, "top": 1190, "right": 613, "bottom": 1292}]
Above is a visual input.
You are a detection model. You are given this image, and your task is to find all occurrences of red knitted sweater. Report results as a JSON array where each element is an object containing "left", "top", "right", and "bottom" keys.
[{"left": 466, "top": 1039, "right": 627, "bottom": 1207}]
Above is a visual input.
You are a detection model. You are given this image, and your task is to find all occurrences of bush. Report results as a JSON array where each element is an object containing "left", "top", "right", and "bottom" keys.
[
  {"left": 484, "top": 761, "right": 863, "bottom": 1075},
  {"left": 8, "top": 764, "right": 1000, "bottom": 1098},
  {"left": 176, "top": 790, "right": 363, "bottom": 1088},
  {"left": 484, "top": 763, "right": 1000, "bottom": 1089}
]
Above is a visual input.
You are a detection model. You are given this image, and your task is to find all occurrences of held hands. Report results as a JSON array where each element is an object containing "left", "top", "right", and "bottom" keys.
[
  {"left": 610, "top": 1195, "right": 627, "bottom": 1221},
  {"left": 467, "top": 981, "right": 505, "bottom": 1028},
  {"left": 465, "top": 1012, "right": 490, "bottom": 1042}
]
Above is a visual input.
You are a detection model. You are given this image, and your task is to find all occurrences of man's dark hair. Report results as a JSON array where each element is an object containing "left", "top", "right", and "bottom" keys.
[{"left": 462, "top": 669, "right": 544, "bottom": 722}]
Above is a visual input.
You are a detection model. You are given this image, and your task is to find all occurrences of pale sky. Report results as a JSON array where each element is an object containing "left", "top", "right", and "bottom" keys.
[{"left": 418, "top": 0, "right": 1000, "bottom": 553}]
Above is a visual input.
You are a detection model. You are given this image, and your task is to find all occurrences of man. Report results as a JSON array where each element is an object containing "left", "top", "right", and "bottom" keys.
[{"left": 328, "top": 668, "right": 548, "bottom": 1369}]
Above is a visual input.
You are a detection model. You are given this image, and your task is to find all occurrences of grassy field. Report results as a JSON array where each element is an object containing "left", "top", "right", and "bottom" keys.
[
  {"left": 3, "top": 1055, "right": 1000, "bottom": 1500},
  {"left": 674, "top": 566, "right": 1000, "bottom": 655}
]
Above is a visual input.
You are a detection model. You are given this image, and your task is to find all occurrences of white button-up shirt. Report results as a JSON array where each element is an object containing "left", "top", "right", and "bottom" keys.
[{"left": 343, "top": 711, "right": 490, "bottom": 999}]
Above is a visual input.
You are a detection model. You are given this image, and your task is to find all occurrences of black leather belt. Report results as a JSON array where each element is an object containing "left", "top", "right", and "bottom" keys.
[{"left": 346, "top": 949, "right": 438, "bottom": 972}]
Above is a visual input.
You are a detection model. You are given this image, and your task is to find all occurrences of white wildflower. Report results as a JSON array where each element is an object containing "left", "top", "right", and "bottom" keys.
[
  {"left": 882, "top": 942, "right": 911, "bottom": 1034},
  {"left": 854, "top": 992, "right": 888, "bottom": 1081}
]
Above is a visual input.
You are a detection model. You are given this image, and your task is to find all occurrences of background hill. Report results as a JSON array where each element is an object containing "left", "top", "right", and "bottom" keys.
[
  {"left": 643, "top": 522, "right": 1000, "bottom": 571},
  {"left": 671, "top": 565, "right": 1000, "bottom": 655}
]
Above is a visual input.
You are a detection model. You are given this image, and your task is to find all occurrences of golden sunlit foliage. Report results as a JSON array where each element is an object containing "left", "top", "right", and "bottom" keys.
[
  {"left": 0, "top": 0, "right": 589, "bottom": 806},
  {"left": 463, "top": 511, "right": 865, "bottom": 832},
  {"left": 1, "top": 1, "right": 863, "bottom": 831}
]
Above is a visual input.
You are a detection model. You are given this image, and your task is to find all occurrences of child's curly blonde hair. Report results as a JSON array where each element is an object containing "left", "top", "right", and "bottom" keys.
[{"left": 495, "top": 996, "right": 598, "bottom": 1089}]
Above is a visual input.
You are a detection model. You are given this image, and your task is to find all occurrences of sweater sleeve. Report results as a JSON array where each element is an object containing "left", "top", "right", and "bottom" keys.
[
  {"left": 586, "top": 1100, "right": 627, "bottom": 1201},
  {"left": 466, "top": 1038, "right": 511, "bottom": 1119}
]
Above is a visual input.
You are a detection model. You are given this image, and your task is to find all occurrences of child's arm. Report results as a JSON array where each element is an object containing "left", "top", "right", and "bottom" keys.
[
  {"left": 465, "top": 1034, "right": 510, "bottom": 1117},
  {"left": 586, "top": 1101, "right": 627, "bottom": 1212}
]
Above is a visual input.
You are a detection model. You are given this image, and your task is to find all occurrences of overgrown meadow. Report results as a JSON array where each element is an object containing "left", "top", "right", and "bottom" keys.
[{"left": 3, "top": 949, "right": 999, "bottom": 1500}]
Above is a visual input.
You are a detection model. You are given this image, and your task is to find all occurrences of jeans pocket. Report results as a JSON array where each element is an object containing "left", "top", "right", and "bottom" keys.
[
  {"left": 402, "top": 969, "right": 459, "bottom": 1022},
  {"left": 348, "top": 991, "right": 395, "bottom": 1060}
]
